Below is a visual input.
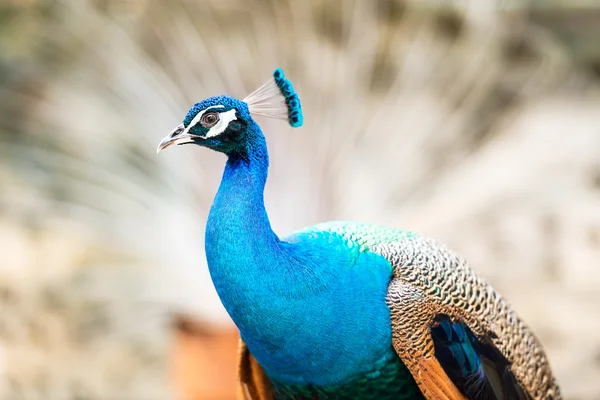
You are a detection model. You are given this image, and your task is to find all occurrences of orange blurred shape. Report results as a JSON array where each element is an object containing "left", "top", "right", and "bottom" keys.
[{"left": 171, "top": 314, "right": 240, "bottom": 400}]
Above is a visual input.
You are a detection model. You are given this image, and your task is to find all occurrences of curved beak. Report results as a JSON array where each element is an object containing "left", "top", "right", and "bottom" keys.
[{"left": 157, "top": 123, "right": 194, "bottom": 153}]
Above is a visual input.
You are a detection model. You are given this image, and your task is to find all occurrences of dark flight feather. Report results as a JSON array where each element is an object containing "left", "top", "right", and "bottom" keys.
[{"left": 431, "top": 314, "right": 530, "bottom": 400}]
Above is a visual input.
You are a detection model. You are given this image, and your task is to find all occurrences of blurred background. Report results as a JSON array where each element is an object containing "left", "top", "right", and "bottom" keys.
[{"left": 1, "top": 0, "right": 599, "bottom": 399}]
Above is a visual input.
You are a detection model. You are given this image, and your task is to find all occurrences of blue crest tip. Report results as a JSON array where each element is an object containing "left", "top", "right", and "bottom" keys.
[{"left": 273, "top": 68, "right": 303, "bottom": 128}]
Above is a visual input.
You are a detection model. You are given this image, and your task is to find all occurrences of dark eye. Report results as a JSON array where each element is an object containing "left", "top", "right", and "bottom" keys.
[{"left": 201, "top": 112, "right": 219, "bottom": 127}]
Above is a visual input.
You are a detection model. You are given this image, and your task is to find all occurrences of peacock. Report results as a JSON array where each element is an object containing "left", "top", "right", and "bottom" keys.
[{"left": 157, "top": 68, "right": 561, "bottom": 400}]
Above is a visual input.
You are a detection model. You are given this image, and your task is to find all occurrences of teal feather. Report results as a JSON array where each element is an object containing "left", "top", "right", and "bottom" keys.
[
  {"left": 272, "top": 68, "right": 303, "bottom": 127},
  {"left": 271, "top": 349, "right": 422, "bottom": 399}
]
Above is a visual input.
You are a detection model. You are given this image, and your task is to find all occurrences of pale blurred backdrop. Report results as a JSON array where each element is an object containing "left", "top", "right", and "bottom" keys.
[{"left": 1, "top": 0, "right": 599, "bottom": 399}]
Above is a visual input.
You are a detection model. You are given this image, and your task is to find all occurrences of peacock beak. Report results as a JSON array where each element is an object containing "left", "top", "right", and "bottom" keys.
[{"left": 157, "top": 123, "right": 190, "bottom": 153}]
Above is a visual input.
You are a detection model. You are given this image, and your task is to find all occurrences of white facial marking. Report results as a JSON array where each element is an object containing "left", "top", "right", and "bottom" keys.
[
  {"left": 206, "top": 109, "right": 238, "bottom": 138},
  {"left": 183, "top": 105, "right": 225, "bottom": 136},
  {"left": 174, "top": 137, "right": 194, "bottom": 145}
]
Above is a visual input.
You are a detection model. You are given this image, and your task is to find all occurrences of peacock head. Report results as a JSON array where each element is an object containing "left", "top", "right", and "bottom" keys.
[{"left": 157, "top": 68, "right": 303, "bottom": 156}]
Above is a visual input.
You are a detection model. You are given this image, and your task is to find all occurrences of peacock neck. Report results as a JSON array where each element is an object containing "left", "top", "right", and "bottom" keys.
[
  {"left": 205, "top": 133, "right": 282, "bottom": 290},
  {"left": 206, "top": 133, "right": 278, "bottom": 257},
  {"left": 204, "top": 132, "right": 289, "bottom": 338}
]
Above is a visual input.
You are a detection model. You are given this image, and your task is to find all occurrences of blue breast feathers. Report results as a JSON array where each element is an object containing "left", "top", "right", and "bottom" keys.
[{"left": 208, "top": 216, "right": 396, "bottom": 386}]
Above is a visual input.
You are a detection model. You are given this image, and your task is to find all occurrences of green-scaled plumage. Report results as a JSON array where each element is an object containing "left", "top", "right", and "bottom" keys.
[
  {"left": 296, "top": 221, "right": 417, "bottom": 251},
  {"left": 271, "top": 349, "right": 423, "bottom": 399}
]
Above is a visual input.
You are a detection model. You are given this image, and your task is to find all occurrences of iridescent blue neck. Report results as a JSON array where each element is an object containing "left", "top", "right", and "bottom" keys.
[
  {"left": 205, "top": 130, "right": 281, "bottom": 306},
  {"left": 206, "top": 131, "right": 277, "bottom": 260},
  {"left": 204, "top": 128, "right": 290, "bottom": 349}
]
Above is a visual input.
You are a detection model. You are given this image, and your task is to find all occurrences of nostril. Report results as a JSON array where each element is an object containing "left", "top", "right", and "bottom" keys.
[{"left": 169, "top": 125, "right": 185, "bottom": 138}]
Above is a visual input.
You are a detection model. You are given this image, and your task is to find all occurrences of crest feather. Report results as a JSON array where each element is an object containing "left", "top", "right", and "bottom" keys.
[{"left": 243, "top": 68, "right": 303, "bottom": 128}]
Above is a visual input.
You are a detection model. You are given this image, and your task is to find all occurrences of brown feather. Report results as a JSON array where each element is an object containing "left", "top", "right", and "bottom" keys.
[{"left": 238, "top": 340, "right": 274, "bottom": 400}]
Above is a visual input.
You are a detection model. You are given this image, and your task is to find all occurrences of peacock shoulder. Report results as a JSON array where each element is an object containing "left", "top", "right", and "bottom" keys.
[
  {"left": 289, "top": 221, "right": 417, "bottom": 252},
  {"left": 289, "top": 221, "right": 561, "bottom": 399}
]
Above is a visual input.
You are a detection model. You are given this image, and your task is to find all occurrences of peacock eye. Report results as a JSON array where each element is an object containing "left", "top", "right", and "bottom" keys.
[{"left": 201, "top": 112, "right": 219, "bottom": 127}]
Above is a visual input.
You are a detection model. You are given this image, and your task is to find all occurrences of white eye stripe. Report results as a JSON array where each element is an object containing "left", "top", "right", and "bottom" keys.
[
  {"left": 183, "top": 104, "right": 225, "bottom": 135},
  {"left": 206, "top": 109, "right": 238, "bottom": 138}
]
